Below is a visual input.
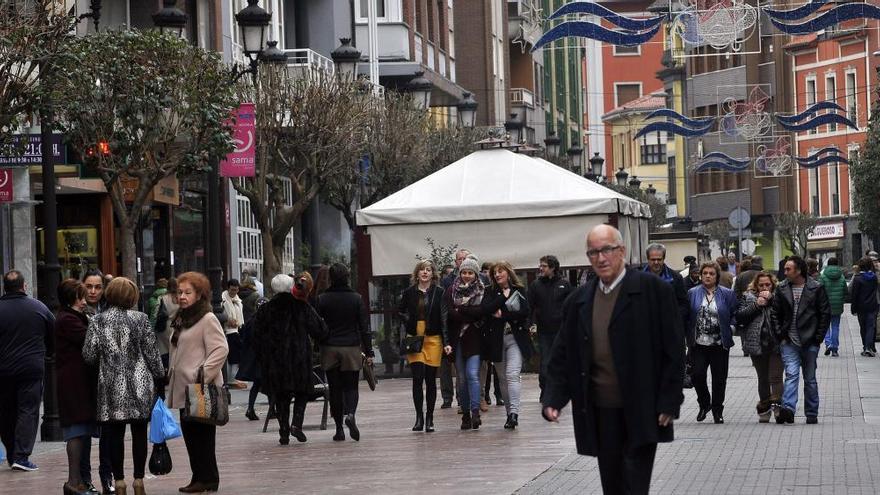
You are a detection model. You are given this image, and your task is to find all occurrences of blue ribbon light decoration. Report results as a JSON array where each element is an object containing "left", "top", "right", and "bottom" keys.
[
  {"left": 644, "top": 109, "right": 715, "bottom": 129},
  {"left": 769, "top": 3, "right": 880, "bottom": 35},
  {"left": 762, "top": 0, "right": 827, "bottom": 21},
  {"left": 797, "top": 154, "right": 851, "bottom": 169},
  {"left": 548, "top": 1, "right": 664, "bottom": 31},
  {"left": 798, "top": 146, "right": 844, "bottom": 162},
  {"left": 702, "top": 152, "right": 751, "bottom": 166},
  {"left": 533, "top": 21, "right": 662, "bottom": 50},
  {"left": 776, "top": 101, "right": 846, "bottom": 124},
  {"left": 778, "top": 113, "right": 859, "bottom": 132}
]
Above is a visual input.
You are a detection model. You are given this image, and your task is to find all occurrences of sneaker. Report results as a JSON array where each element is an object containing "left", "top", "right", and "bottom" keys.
[
  {"left": 11, "top": 460, "right": 38, "bottom": 471},
  {"left": 831, "top": 350, "right": 839, "bottom": 357}
]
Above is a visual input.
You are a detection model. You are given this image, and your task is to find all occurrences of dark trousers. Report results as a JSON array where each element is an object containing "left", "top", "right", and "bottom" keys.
[
  {"left": 79, "top": 429, "right": 113, "bottom": 483},
  {"left": 596, "top": 407, "right": 657, "bottom": 495},
  {"left": 750, "top": 352, "right": 784, "bottom": 404},
  {"left": 857, "top": 311, "right": 878, "bottom": 351},
  {"left": 326, "top": 369, "right": 359, "bottom": 424},
  {"left": 410, "top": 362, "right": 438, "bottom": 416},
  {"left": 537, "top": 333, "right": 556, "bottom": 397},
  {"left": 274, "top": 391, "right": 309, "bottom": 436},
  {"left": 180, "top": 418, "right": 219, "bottom": 484},
  {"left": 691, "top": 344, "right": 730, "bottom": 415},
  {"left": 104, "top": 421, "right": 148, "bottom": 480},
  {"left": 439, "top": 356, "right": 454, "bottom": 403},
  {"left": 0, "top": 376, "right": 42, "bottom": 463}
]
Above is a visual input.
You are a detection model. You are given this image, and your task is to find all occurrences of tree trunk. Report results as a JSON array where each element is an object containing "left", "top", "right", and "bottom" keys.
[
  {"left": 261, "top": 227, "right": 282, "bottom": 294},
  {"left": 118, "top": 221, "right": 137, "bottom": 280}
]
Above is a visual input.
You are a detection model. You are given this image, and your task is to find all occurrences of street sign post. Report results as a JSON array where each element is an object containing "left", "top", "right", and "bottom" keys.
[{"left": 728, "top": 207, "right": 750, "bottom": 262}]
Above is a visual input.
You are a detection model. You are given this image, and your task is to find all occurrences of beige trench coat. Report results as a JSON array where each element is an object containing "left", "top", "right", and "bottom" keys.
[{"left": 166, "top": 312, "right": 229, "bottom": 409}]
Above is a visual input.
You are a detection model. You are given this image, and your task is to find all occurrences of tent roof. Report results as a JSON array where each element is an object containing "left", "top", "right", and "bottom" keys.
[{"left": 357, "top": 148, "right": 650, "bottom": 226}]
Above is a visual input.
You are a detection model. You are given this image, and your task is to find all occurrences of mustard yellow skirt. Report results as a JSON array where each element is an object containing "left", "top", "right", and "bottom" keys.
[{"left": 407, "top": 320, "right": 442, "bottom": 367}]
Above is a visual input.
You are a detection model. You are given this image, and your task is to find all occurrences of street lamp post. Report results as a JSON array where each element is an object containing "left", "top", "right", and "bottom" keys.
[
  {"left": 457, "top": 92, "right": 478, "bottom": 128},
  {"left": 588, "top": 152, "right": 605, "bottom": 182},
  {"left": 406, "top": 71, "right": 433, "bottom": 111},
  {"left": 629, "top": 175, "right": 642, "bottom": 189},
  {"left": 331, "top": 38, "right": 361, "bottom": 80},
  {"left": 504, "top": 113, "right": 523, "bottom": 145},
  {"left": 567, "top": 146, "right": 584, "bottom": 174},
  {"left": 544, "top": 131, "right": 561, "bottom": 160},
  {"left": 615, "top": 167, "right": 629, "bottom": 186},
  {"left": 152, "top": 0, "right": 188, "bottom": 39},
  {"left": 646, "top": 183, "right": 657, "bottom": 197}
]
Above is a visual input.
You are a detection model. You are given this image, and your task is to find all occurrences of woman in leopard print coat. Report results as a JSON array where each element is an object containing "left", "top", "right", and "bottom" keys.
[{"left": 83, "top": 277, "right": 164, "bottom": 493}]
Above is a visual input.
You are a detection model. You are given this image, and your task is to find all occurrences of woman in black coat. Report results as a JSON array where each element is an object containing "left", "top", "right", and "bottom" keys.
[
  {"left": 481, "top": 261, "right": 532, "bottom": 430},
  {"left": 398, "top": 260, "right": 450, "bottom": 433},
  {"left": 56, "top": 279, "right": 98, "bottom": 495},
  {"left": 850, "top": 257, "right": 879, "bottom": 356},
  {"left": 253, "top": 274, "right": 327, "bottom": 445}
]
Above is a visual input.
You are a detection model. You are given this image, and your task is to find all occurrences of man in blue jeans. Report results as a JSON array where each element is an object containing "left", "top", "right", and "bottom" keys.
[{"left": 772, "top": 256, "right": 831, "bottom": 424}]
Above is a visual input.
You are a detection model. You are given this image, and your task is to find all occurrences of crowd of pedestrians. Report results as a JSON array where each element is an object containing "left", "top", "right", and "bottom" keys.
[{"left": 3, "top": 225, "right": 880, "bottom": 495}]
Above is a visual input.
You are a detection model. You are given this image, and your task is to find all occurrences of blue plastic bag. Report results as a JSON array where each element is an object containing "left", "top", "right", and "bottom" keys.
[
  {"left": 150, "top": 398, "right": 182, "bottom": 444},
  {"left": 0, "top": 442, "right": 5, "bottom": 463}
]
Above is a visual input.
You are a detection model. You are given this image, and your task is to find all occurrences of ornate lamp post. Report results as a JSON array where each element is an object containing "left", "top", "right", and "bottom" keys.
[
  {"left": 587, "top": 152, "right": 605, "bottom": 182},
  {"left": 504, "top": 113, "right": 523, "bottom": 144},
  {"left": 152, "top": 0, "right": 188, "bottom": 39},
  {"left": 331, "top": 38, "right": 361, "bottom": 80},
  {"left": 406, "top": 71, "right": 433, "bottom": 110},
  {"left": 544, "top": 131, "right": 561, "bottom": 159},
  {"left": 457, "top": 92, "right": 478, "bottom": 128},
  {"left": 615, "top": 167, "right": 629, "bottom": 186},
  {"left": 629, "top": 175, "right": 642, "bottom": 189},
  {"left": 567, "top": 146, "right": 584, "bottom": 174},
  {"left": 646, "top": 183, "right": 657, "bottom": 197}
]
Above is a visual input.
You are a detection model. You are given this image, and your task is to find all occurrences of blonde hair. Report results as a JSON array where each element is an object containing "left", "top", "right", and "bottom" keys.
[
  {"left": 411, "top": 259, "right": 439, "bottom": 286},
  {"left": 104, "top": 277, "right": 139, "bottom": 309},
  {"left": 490, "top": 261, "right": 524, "bottom": 289},
  {"left": 748, "top": 271, "right": 778, "bottom": 294}
]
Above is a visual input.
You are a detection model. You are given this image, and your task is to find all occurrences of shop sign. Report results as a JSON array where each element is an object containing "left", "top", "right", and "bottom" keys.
[
  {"left": 0, "top": 134, "right": 66, "bottom": 166},
  {"left": 219, "top": 103, "right": 256, "bottom": 177},
  {"left": 120, "top": 175, "right": 180, "bottom": 206},
  {"left": 808, "top": 222, "right": 845, "bottom": 240},
  {"left": 0, "top": 169, "right": 12, "bottom": 203}
]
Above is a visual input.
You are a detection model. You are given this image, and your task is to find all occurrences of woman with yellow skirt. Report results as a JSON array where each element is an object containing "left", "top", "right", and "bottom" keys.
[{"left": 398, "top": 260, "right": 451, "bottom": 432}]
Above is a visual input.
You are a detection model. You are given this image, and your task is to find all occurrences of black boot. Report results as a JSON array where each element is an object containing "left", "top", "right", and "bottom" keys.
[
  {"left": 279, "top": 426, "right": 290, "bottom": 445},
  {"left": 332, "top": 420, "right": 345, "bottom": 441},
  {"left": 292, "top": 405, "right": 307, "bottom": 442},
  {"left": 696, "top": 406, "right": 709, "bottom": 422},
  {"left": 245, "top": 408, "right": 259, "bottom": 421},
  {"left": 412, "top": 412, "right": 425, "bottom": 431},
  {"left": 504, "top": 413, "right": 518, "bottom": 429},
  {"left": 460, "top": 411, "right": 472, "bottom": 430},
  {"left": 471, "top": 410, "right": 481, "bottom": 430},
  {"left": 425, "top": 413, "right": 435, "bottom": 433},
  {"left": 344, "top": 413, "right": 360, "bottom": 441}
]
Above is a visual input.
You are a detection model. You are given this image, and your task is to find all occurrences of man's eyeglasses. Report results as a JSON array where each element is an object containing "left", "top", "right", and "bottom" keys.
[{"left": 586, "top": 245, "right": 621, "bottom": 259}]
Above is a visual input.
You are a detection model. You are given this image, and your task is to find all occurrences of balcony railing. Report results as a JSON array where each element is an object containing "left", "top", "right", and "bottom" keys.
[
  {"left": 510, "top": 88, "right": 535, "bottom": 108},
  {"left": 284, "top": 48, "right": 335, "bottom": 79}
]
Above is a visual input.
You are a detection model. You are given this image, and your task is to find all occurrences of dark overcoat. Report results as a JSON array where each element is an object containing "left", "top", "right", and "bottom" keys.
[
  {"left": 542, "top": 268, "right": 685, "bottom": 456},
  {"left": 55, "top": 307, "right": 97, "bottom": 426},
  {"left": 253, "top": 292, "right": 328, "bottom": 395},
  {"left": 480, "top": 286, "right": 534, "bottom": 362}
]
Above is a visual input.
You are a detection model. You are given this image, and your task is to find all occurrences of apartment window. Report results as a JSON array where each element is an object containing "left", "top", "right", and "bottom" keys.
[
  {"left": 641, "top": 143, "right": 666, "bottom": 164},
  {"left": 667, "top": 156, "right": 677, "bottom": 203},
  {"left": 826, "top": 74, "right": 837, "bottom": 132},
  {"left": 415, "top": 0, "right": 423, "bottom": 33},
  {"left": 613, "top": 45, "right": 640, "bottom": 56},
  {"left": 845, "top": 70, "right": 858, "bottom": 124},
  {"left": 805, "top": 77, "right": 817, "bottom": 134},
  {"left": 829, "top": 159, "right": 840, "bottom": 215},
  {"left": 615, "top": 83, "right": 641, "bottom": 107},
  {"left": 809, "top": 167, "right": 820, "bottom": 215},
  {"left": 358, "top": 0, "right": 386, "bottom": 18}
]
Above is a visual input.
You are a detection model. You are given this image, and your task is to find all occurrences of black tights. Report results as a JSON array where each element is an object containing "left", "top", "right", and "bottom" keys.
[
  {"left": 326, "top": 369, "right": 359, "bottom": 425},
  {"left": 248, "top": 379, "right": 262, "bottom": 410},
  {"left": 104, "top": 422, "right": 148, "bottom": 480},
  {"left": 411, "top": 362, "right": 438, "bottom": 416},
  {"left": 274, "top": 391, "right": 309, "bottom": 434},
  {"left": 66, "top": 436, "right": 85, "bottom": 487}
]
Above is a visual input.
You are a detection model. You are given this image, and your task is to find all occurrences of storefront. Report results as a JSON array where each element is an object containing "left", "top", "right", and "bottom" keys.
[{"left": 807, "top": 221, "right": 845, "bottom": 267}]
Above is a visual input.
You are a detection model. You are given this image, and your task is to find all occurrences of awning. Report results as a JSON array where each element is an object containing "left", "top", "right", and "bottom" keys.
[{"left": 807, "top": 239, "right": 842, "bottom": 251}]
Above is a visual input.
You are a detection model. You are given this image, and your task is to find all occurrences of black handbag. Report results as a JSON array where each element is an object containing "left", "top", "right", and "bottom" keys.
[
  {"left": 402, "top": 335, "right": 424, "bottom": 354},
  {"left": 148, "top": 442, "right": 172, "bottom": 475},
  {"left": 154, "top": 299, "right": 168, "bottom": 333}
]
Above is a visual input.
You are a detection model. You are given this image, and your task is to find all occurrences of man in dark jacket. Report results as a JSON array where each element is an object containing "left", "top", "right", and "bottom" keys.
[
  {"left": 528, "top": 254, "right": 573, "bottom": 400},
  {"left": 642, "top": 243, "right": 689, "bottom": 327},
  {"left": 543, "top": 225, "right": 684, "bottom": 494},
  {"left": 0, "top": 270, "right": 55, "bottom": 471},
  {"left": 772, "top": 256, "right": 831, "bottom": 424},
  {"left": 849, "top": 257, "right": 878, "bottom": 357}
]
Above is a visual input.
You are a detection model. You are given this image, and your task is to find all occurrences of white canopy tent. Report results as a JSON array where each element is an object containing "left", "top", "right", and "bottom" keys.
[{"left": 356, "top": 149, "right": 651, "bottom": 276}]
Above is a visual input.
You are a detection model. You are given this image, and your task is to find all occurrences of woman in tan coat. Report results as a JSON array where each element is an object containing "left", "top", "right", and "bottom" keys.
[{"left": 166, "top": 272, "right": 228, "bottom": 494}]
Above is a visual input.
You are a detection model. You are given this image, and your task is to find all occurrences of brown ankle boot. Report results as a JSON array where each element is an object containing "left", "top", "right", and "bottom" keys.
[
  {"left": 115, "top": 480, "right": 127, "bottom": 495},
  {"left": 133, "top": 478, "right": 145, "bottom": 495}
]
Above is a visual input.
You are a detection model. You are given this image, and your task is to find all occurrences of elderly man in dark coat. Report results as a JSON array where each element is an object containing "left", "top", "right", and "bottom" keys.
[
  {"left": 542, "top": 225, "right": 684, "bottom": 495},
  {"left": 253, "top": 274, "right": 327, "bottom": 445}
]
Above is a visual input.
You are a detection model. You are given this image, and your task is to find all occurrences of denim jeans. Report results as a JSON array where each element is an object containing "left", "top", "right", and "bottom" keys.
[
  {"left": 455, "top": 352, "right": 482, "bottom": 413},
  {"left": 824, "top": 315, "right": 841, "bottom": 351},
  {"left": 780, "top": 342, "right": 820, "bottom": 418},
  {"left": 494, "top": 333, "right": 523, "bottom": 415},
  {"left": 857, "top": 311, "right": 878, "bottom": 351}
]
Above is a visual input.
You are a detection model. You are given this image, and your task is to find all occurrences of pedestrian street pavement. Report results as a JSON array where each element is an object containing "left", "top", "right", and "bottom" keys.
[{"left": 4, "top": 310, "right": 880, "bottom": 494}]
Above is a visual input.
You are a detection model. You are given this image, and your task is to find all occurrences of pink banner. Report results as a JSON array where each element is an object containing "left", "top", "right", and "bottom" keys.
[
  {"left": 220, "top": 103, "right": 256, "bottom": 177},
  {"left": 0, "top": 169, "right": 12, "bottom": 203}
]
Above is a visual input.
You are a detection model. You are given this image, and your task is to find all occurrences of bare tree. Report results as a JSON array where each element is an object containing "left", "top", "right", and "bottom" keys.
[
  {"left": 49, "top": 30, "right": 236, "bottom": 278},
  {"left": 232, "top": 68, "right": 371, "bottom": 281},
  {"left": 701, "top": 219, "right": 733, "bottom": 256},
  {"left": 774, "top": 211, "right": 818, "bottom": 257},
  {"left": 0, "top": 1, "right": 74, "bottom": 152}
]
